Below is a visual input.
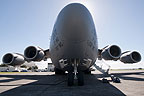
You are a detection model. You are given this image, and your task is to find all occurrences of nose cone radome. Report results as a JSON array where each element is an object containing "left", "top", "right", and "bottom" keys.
[
  {"left": 62, "top": 3, "right": 90, "bottom": 22},
  {"left": 56, "top": 3, "right": 95, "bottom": 41}
]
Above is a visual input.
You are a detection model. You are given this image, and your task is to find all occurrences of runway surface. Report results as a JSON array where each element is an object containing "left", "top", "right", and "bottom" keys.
[{"left": 0, "top": 70, "right": 144, "bottom": 96}]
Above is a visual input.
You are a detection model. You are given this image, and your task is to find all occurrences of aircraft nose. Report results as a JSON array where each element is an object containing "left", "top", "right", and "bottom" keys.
[
  {"left": 58, "top": 3, "right": 93, "bottom": 41},
  {"left": 63, "top": 3, "right": 88, "bottom": 29},
  {"left": 63, "top": 3, "right": 88, "bottom": 24}
]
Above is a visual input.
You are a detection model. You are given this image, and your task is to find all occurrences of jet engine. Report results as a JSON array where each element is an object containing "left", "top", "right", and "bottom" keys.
[
  {"left": 101, "top": 45, "right": 121, "bottom": 60},
  {"left": 24, "top": 46, "right": 45, "bottom": 61},
  {"left": 2, "top": 53, "right": 25, "bottom": 66},
  {"left": 120, "top": 51, "right": 141, "bottom": 63}
]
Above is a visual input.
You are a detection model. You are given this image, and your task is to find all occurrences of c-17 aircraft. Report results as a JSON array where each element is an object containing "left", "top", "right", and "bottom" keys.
[{"left": 2, "top": 3, "right": 141, "bottom": 86}]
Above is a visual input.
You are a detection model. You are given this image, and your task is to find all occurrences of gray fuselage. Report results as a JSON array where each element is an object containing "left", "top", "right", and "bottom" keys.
[{"left": 50, "top": 3, "right": 98, "bottom": 71}]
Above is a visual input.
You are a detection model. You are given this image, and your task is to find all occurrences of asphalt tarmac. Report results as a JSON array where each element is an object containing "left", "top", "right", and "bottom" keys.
[{"left": 0, "top": 70, "right": 144, "bottom": 96}]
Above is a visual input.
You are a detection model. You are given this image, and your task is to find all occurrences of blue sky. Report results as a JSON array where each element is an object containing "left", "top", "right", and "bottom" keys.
[{"left": 0, "top": 0, "right": 144, "bottom": 68}]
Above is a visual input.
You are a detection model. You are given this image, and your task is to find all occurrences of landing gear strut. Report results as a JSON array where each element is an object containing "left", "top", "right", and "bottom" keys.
[
  {"left": 67, "top": 59, "right": 84, "bottom": 86},
  {"left": 67, "top": 69, "right": 84, "bottom": 86}
]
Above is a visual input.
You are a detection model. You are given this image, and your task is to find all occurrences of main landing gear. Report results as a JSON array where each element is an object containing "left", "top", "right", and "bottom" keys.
[{"left": 54, "top": 68, "right": 65, "bottom": 75}]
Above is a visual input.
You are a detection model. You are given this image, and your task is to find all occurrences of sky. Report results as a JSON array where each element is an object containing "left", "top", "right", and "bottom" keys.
[{"left": 0, "top": 0, "right": 144, "bottom": 69}]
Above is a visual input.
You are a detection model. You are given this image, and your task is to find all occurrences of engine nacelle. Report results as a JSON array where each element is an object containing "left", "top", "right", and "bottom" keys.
[
  {"left": 24, "top": 46, "right": 44, "bottom": 61},
  {"left": 101, "top": 45, "right": 121, "bottom": 60},
  {"left": 120, "top": 51, "right": 141, "bottom": 63},
  {"left": 2, "top": 53, "right": 25, "bottom": 66}
]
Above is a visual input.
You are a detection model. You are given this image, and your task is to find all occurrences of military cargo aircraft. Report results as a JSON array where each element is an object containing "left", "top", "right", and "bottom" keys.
[{"left": 2, "top": 3, "right": 141, "bottom": 86}]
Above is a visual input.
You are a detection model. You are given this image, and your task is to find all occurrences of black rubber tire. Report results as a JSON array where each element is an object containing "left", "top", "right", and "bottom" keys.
[
  {"left": 84, "top": 69, "right": 91, "bottom": 74},
  {"left": 77, "top": 71, "right": 84, "bottom": 86},
  {"left": 54, "top": 68, "right": 65, "bottom": 75},
  {"left": 67, "top": 72, "right": 74, "bottom": 86}
]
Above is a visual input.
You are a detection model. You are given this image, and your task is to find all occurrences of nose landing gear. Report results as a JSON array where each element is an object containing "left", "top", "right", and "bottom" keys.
[{"left": 67, "top": 59, "right": 84, "bottom": 86}]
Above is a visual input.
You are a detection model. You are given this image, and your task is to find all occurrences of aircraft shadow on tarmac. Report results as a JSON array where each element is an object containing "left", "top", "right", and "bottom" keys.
[
  {"left": 111, "top": 72, "right": 144, "bottom": 81},
  {"left": 0, "top": 71, "right": 143, "bottom": 96},
  {"left": 95, "top": 71, "right": 144, "bottom": 81}
]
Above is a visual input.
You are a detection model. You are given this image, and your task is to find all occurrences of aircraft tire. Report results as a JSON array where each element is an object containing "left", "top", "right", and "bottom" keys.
[
  {"left": 54, "top": 68, "right": 65, "bottom": 75},
  {"left": 67, "top": 72, "right": 74, "bottom": 86},
  {"left": 77, "top": 71, "right": 84, "bottom": 86},
  {"left": 84, "top": 69, "right": 91, "bottom": 74}
]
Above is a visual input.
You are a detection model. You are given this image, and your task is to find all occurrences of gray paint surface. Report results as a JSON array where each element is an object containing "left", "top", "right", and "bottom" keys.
[{"left": 50, "top": 3, "right": 98, "bottom": 69}]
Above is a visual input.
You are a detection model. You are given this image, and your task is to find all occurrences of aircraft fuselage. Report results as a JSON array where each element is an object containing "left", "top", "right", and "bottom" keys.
[{"left": 50, "top": 3, "right": 98, "bottom": 71}]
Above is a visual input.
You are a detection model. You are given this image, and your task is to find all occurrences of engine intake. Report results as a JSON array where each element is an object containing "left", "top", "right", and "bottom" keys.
[
  {"left": 120, "top": 51, "right": 141, "bottom": 63},
  {"left": 24, "top": 46, "right": 44, "bottom": 61},
  {"left": 2, "top": 53, "right": 25, "bottom": 66},
  {"left": 101, "top": 45, "right": 121, "bottom": 60}
]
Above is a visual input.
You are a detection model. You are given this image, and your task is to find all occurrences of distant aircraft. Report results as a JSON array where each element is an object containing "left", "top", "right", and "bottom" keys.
[{"left": 2, "top": 3, "right": 141, "bottom": 86}]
